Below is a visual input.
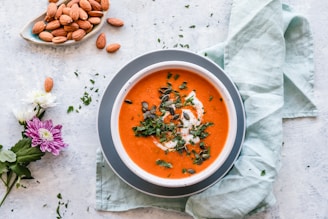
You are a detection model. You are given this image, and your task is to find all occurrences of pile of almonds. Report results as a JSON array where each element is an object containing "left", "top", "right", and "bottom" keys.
[{"left": 32, "top": 0, "right": 114, "bottom": 46}]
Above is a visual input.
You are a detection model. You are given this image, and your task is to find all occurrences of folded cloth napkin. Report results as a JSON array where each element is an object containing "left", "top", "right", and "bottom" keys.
[{"left": 96, "top": 0, "right": 317, "bottom": 218}]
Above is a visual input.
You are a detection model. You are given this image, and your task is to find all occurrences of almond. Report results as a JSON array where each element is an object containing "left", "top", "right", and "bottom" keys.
[
  {"left": 39, "top": 31, "right": 54, "bottom": 42},
  {"left": 32, "top": 21, "right": 46, "bottom": 34},
  {"left": 76, "top": 20, "right": 92, "bottom": 30},
  {"left": 106, "top": 17, "right": 124, "bottom": 27},
  {"left": 72, "top": 29, "right": 86, "bottom": 41},
  {"left": 55, "top": 4, "right": 65, "bottom": 20},
  {"left": 59, "top": 14, "right": 73, "bottom": 26},
  {"left": 101, "top": 0, "right": 110, "bottom": 11},
  {"left": 49, "top": 0, "right": 59, "bottom": 2},
  {"left": 89, "top": 0, "right": 102, "bottom": 11},
  {"left": 63, "top": 22, "right": 79, "bottom": 32},
  {"left": 79, "top": 0, "right": 92, "bottom": 12},
  {"left": 44, "top": 77, "right": 54, "bottom": 92},
  {"left": 67, "top": 0, "right": 80, "bottom": 7},
  {"left": 96, "top": 33, "right": 106, "bottom": 49},
  {"left": 51, "top": 28, "right": 67, "bottom": 37},
  {"left": 70, "top": 4, "right": 80, "bottom": 21},
  {"left": 46, "top": 2, "right": 57, "bottom": 18},
  {"left": 62, "top": 7, "right": 71, "bottom": 15},
  {"left": 52, "top": 36, "right": 68, "bottom": 44},
  {"left": 87, "top": 10, "right": 103, "bottom": 17},
  {"left": 67, "top": 32, "right": 73, "bottom": 40},
  {"left": 79, "top": 7, "right": 89, "bottom": 20},
  {"left": 88, "top": 17, "right": 101, "bottom": 25},
  {"left": 106, "top": 43, "right": 120, "bottom": 53},
  {"left": 46, "top": 20, "right": 61, "bottom": 30}
]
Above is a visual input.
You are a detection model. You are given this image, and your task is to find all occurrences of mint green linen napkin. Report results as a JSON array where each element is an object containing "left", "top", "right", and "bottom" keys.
[{"left": 96, "top": 0, "right": 317, "bottom": 218}]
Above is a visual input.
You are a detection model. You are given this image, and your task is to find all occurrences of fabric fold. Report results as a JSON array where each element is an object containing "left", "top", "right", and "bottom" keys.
[{"left": 96, "top": 0, "right": 317, "bottom": 218}]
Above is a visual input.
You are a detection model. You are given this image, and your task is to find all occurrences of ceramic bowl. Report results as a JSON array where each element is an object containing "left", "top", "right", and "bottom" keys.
[{"left": 110, "top": 61, "right": 238, "bottom": 188}]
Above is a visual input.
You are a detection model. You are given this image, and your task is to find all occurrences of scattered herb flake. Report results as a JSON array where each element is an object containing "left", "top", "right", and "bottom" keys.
[
  {"left": 261, "top": 170, "right": 266, "bottom": 176},
  {"left": 156, "top": 159, "right": 173, "bottom": 168},
  {"left": 67, "top": 106, "right": 74, "bottom": 114},
  {"left": 189, "top": 25, "right": 196, "bottom": 28}
]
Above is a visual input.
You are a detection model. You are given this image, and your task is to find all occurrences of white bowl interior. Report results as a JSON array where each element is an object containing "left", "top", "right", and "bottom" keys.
[{"left": 111, "top": 61, "right": 237, "bottom": 187}]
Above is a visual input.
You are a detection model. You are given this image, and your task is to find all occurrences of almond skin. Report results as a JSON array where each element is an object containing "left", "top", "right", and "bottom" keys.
[
  {"left": 76, "top": 20, "right": 92, "bottom": 30},
  {"left": 87, "top": 10, "right": 103, "bottom": 17},
  {"left": 106, "top": 17, "right": 124, "bottom": 27},
  {"left": 89, "top": 0, "right": 102, "bottom": 11},
  {"left": 88, "top": 17, "right": 101, "bottom": 25},
  {"left": 55, "top": 4, "right": 65, "bottom": 20},
  {"left": 59, "top": 14, "right": 73, "bottom": 26},
  {"left": 79, "top": 7, "right": 89, "bottom": 20},
  {"left": 46, "top": 20, "right": 61, "bottom": 30},
  {"left": 101, "top": 0, "right": 110, "bottom": 11},
  {"left": 79, "top": 0, "right": 92, "bottom": 12},
  {"left": 44, "top": 77, "right": 54, "bottom": 92},
  {"left": 32, "top": 21, "right": 46, "bottom": 34},
  {"left": 106, "top": 43, "right": 120, "bottom": 53},
  {"left": 96, "top": 33, "right": 106, "bottom": 49},
  {"left": 70, "top": 4, "right": 80, "bottom": 21},
  {"left": 51, "top": 28, "right": 67, "bottom": 37},
  {"left": 39, "top": 31, "right": 54, "bottom": 42},
  {"left": 52, "top": 36, "right": 68, "bottom": 44},
  {"left": 72, "top": 29, "right": 86, "bottom": 41},
  {"left": 46, "top": 2, "right": 57, "bottom": 18},
  {"left": 63, "top": 22, "right": 79, "bottom": 32}
]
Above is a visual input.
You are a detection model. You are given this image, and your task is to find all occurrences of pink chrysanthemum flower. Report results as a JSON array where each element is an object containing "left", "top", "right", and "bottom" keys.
[{"left": 25, "top": 117, "right": 67, "bottom": 156}]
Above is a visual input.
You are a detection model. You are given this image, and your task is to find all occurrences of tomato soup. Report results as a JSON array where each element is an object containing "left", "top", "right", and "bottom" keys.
[{"left": 118, "top": 68, "right": 229, "bottom": 179}]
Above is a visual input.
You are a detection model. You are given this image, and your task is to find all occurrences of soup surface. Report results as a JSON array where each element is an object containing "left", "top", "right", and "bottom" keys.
[{"left": 118, "top": 68, "right": 229, "bottom": 179}]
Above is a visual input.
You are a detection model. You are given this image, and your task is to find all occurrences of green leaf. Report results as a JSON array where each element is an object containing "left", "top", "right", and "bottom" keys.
[
  {"left": 0, "top": 162, "right": 8, "bottom": 174},
  {"left": 11, "top": 138, "right": 45, "bottom": 163},
  {"left": 9, "top": 163, "right": 32, "bottom": 179},
  {"left": 0, "top": 149, "right": 16, "bottom": 163}
]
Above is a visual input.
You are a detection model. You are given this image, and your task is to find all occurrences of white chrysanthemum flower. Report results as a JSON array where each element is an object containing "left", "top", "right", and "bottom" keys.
[
  {"left": 13, "top": 105, "right": 37, "bottom": 124},
  {"left": 25, "top": 90, "right": 57, "bottom": 109}
]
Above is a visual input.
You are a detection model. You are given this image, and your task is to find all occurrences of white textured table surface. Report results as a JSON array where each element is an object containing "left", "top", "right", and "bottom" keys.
[{"left": 0, "top": 0, "right": 327, "bottom": 218}]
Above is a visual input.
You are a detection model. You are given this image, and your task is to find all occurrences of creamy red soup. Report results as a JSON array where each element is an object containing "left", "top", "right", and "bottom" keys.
[{"left": 118, "top": 68, "right": 229, "bottom": 179}]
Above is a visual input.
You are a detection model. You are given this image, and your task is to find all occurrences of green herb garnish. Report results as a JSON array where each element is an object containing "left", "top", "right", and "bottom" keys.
[{"left": 156, "top": 159, "right": 173, "bottom": 168}]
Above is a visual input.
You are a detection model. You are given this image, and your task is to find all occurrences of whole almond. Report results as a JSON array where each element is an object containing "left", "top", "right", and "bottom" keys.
[
  {"left": 39, "top": 31, "right": 54, "bottom": 42},
  {"left": 51, "top": 28, "right": 67, "bottom": 37},
  {"left": 87, "top": 10, "right": 103, "bottom": 17},
  {"left": 59, "top": 14, "right": 73, "bottom": 26},
  {"left": 52, "top": 36, "right": 68, "bottom": 44},
  {"left": 55, "top": 4, "right": 65, "bottom": 20},
  {"left": 76, "top": 20, "right": 92, "bottom": 30},
  {"left": 64, "top": 22, "right": 79, "bottom": 32},
  {"left": 49, "top": 0, "right": 59, "bottom": 2},
  {"left": 80, "top": 0, "right": 92, "bottom": 12},
  {"left": 106, "top": 17, "right": 124, "bottom": 27},
  {"left": 62, "top": 7, "right": 71, "bottom": 15},
  {"left": 67, "top": 32, "right": 73, "bottom": 40},
  {"left": 101, "top": 0, "right": 110, "bottom": 11},
  {"left": 44, "top": 77, "right": 54, "bottom": 92},
  {"left": 96, "top": 33, "right": 106, "bottom": 49},
  {"left": 70, "top": 4, "right": 80, "bottom": 21},
  {"left": 89, "top": 0, "right": 102, "bottom": 11},
  {"left": 67, "top": 0, "right": 80, "bottom": 7},
  {"left": 72, "top": 29, "right": 86, "bottom": 41},
  {"left": 106, "top": 43, "right": 120, "bottom": 53},
  {"left": 46, "top": 3, "right": 57, "bottom": 18},
  {"left": 79, "top": 8, "right": 89, "bottom": 20},
  {"left": 88, "top": 17, "right": 101, "bottom": 25},
  {"left": 32, "top": 21, "right": 46, "bottom": 34},
  {"left": 46, "top": 20, "right": 61, "bottom": 30}
]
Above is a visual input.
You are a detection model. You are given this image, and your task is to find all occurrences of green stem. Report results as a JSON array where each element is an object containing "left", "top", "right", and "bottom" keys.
[{"left": 0, "top": 172, "right": 18, "bottom": 207}]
